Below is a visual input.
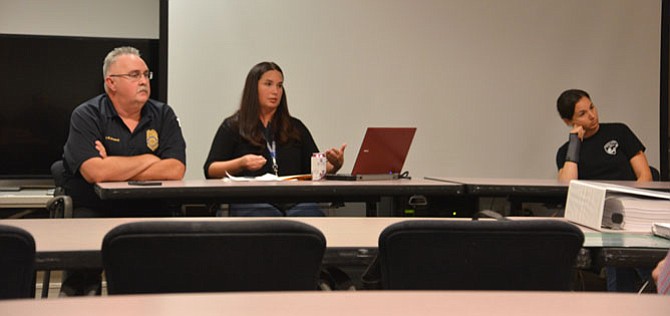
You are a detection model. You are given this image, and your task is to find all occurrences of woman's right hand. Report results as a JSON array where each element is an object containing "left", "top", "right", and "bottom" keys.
[
  {"left": 570, "top": 124, "right": 585, "bottom": 140},
  {"left": 241, "top": 154, "right": 267, "bottom": 171}
]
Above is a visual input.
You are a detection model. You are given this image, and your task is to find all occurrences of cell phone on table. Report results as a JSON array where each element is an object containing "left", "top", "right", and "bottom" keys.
[{"left": 128, "top": 180, "right": 162, "bottom": 186}]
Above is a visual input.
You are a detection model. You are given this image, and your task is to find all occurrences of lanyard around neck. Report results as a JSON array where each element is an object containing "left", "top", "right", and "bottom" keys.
[{"left": 266, "top": 140, "right": 278, "bottom": 176}]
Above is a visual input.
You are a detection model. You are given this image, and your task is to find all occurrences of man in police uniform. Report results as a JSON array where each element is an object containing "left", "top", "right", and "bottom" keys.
[{"left": 60, "top": 46, "right": 186, "bottom": 295}]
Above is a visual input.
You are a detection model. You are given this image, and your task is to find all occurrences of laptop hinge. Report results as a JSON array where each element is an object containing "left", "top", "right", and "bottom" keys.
[{"left": 355, "top": 173, "right": 400, "bottom": 181}]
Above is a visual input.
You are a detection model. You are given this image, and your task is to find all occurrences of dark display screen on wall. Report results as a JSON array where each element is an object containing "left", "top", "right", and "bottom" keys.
[{"left": 0, "top": 34, "right": 159, "bottom": 181}]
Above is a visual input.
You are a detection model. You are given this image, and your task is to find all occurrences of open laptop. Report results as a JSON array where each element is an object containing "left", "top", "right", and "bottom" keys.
[{"left": 326, "top": 127, "right": 416, "bottom": 181}]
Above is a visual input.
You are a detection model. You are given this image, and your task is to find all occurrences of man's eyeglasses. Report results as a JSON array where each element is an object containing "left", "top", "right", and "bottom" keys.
[{"left": 109, "top": 71, "right": 153, "bottom": 81}]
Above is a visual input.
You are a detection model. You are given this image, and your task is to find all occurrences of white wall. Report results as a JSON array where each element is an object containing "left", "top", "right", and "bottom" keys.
[
  {"left": 168, "top": 0, "right": 661, "bottom": 180},
  {"left": 0, "top": 0, "right": 159, "bottom": 38},
  {"left": 2, "top": 0, "right": 661, "bottom": 181}
]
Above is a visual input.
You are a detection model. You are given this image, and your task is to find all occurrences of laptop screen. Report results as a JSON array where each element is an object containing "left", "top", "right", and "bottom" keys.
[{"left": 350, "top": 127, "right": 416, "bottom": 175}]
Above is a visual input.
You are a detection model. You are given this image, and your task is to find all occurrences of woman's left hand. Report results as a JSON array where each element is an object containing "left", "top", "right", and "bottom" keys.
[{"left": 325, "top": 143, "right": 347, "bottom": 173}]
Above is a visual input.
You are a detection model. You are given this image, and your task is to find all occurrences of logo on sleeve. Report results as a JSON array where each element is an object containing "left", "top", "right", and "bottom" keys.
[
  {"left": 146, "top": 129, "right": 159, "bottom": 152},
  {"left": 604, "top": 140, "right": 618, "bottom": 156}
]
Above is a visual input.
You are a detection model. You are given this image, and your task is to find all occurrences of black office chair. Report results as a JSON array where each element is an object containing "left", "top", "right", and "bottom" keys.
[
  {"left": 0, "top": 225, "right": 36, "bottom": 299},
  {"left": 378, "top": 219, "right": 584, "bottom": 291},
  {"left": 102, "top": 220, "right": 326, "bottom": 294},
  {"left": 41, "top": 160, "right": 73, "bottom": 298},
  {"left": 650, "top": 166, "right": 660, "bottom": 181},
  {"left": 45, "top": 160, "right": 72, "bottom": 218}
]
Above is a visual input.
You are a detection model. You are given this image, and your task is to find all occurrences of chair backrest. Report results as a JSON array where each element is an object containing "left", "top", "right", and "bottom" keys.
[
  {"left": 102, "top": 220, "right": 326, "bottom": 295},
  {"left": 378, "top": 220, "right": 584, "bottom": 291},
  {"left": 46, "top": 160, "right": 73, "bottom": 218},
  {"left": 0, "top": 225, "right": 36, "bottom": 299},
  {"left": 50, "top": 160, "right": 67, "bottom": 194},
  {"left": 650, "top": 166, "right": 660, "bottom": 181}
]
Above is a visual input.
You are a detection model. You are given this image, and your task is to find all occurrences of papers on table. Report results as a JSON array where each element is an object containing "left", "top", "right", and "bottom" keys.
[
  {"left": 223, "top": 172, "right": 311, "bottom": 182},
  {"left": 653, "top": 223, "right": 670, "bottom": 239}
]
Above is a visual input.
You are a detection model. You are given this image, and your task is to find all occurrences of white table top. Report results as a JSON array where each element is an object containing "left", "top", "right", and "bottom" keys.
[
  {"left": 1, "top": 217, "right": 464, "bottom": 251},
  {"left": 427, "top": 176, "right": 670, "bottom": 191},
  {"left": 0, "top": 189, "right": 52, "bottom": 208},
  {"left": 3, "top": 216, "right": 669, "bottom": 253},
  {"left": 0, "top": 291, "right": 667, "bottom": 316},
  {"left": 2, "top": 217, "right": 668, "bottom": 270},
  {"left": 427, "top": 176, "right": 569, "bottom": 187}
]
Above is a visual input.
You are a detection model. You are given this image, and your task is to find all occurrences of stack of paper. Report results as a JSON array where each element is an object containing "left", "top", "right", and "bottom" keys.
[
  {"left": 653, "top": 223, "right": 670, "bottom": 239},
  {"left": 224, "top": 172, "right": 311, "bottom": 182},
  {"left": 603, "top": 194, "right": 670, "bottom": 232}
]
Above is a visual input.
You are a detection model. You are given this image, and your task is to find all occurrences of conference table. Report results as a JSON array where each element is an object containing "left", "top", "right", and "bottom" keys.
[
  {"left": 0, "top": 189, "right": 54, "bottom": 219},
  {"left": 3, "top": 217, "right": 669, "bottom": 271},
  {"left": 95, "top": 178, "right": 465, "bottom": 217},
  {"left": 0, "top": 291, "right": 667, "bottom": 316},
  {"left": 424, "top": 177, "right": 571, "bottom": 215},
  {"left": 426, "top": 177, "right": 670, "bottom": 193},
  {"left": 425, "top": 177, "right": 670, "bottom": 215},
  {"left": 94, "top": 177, "right": 669, "bottom": 217},
  {"left": 0, "top": 189, "right": 53, "bottom": 209}
]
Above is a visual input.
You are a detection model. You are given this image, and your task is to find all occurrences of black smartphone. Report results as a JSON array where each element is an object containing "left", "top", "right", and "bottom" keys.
[{"left": 128, "top": 180, "right": 162, "bottom": 186}]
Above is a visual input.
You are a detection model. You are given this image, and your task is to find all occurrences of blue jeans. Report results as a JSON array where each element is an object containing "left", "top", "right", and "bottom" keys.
[{"left": 227, "top": 203, "right": 325, "bottom": 217}]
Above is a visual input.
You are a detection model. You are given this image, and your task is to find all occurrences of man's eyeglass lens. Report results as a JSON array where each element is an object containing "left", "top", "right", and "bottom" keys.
[{"left": 110, "top": 71, "right": 153, "bottom": 81}]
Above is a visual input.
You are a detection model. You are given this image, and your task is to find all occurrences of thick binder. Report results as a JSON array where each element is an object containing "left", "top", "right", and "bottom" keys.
[{"left": 565, "top": 180, "right": 670, "bottom": 232}]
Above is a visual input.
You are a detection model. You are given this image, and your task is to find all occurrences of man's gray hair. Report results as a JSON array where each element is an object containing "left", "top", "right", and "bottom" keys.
[{"left": 102, "top": 46, "right": 141, "bottom": 79}]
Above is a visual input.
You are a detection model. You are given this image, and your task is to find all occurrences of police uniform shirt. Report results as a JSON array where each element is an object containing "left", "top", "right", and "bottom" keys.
[{"left": 62, "top": 94, "right": 186, "bottom": 209}]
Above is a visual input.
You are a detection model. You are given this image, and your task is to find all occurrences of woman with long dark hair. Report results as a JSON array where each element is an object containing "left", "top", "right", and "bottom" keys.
[{"left": 204, "top": 62, "right": 345, "bottom": 216}]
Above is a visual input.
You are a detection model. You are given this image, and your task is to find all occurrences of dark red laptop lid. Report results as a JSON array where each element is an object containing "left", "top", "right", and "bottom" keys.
[{"left": 350, "top": 127, "right": 416, "bottom": 175}]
